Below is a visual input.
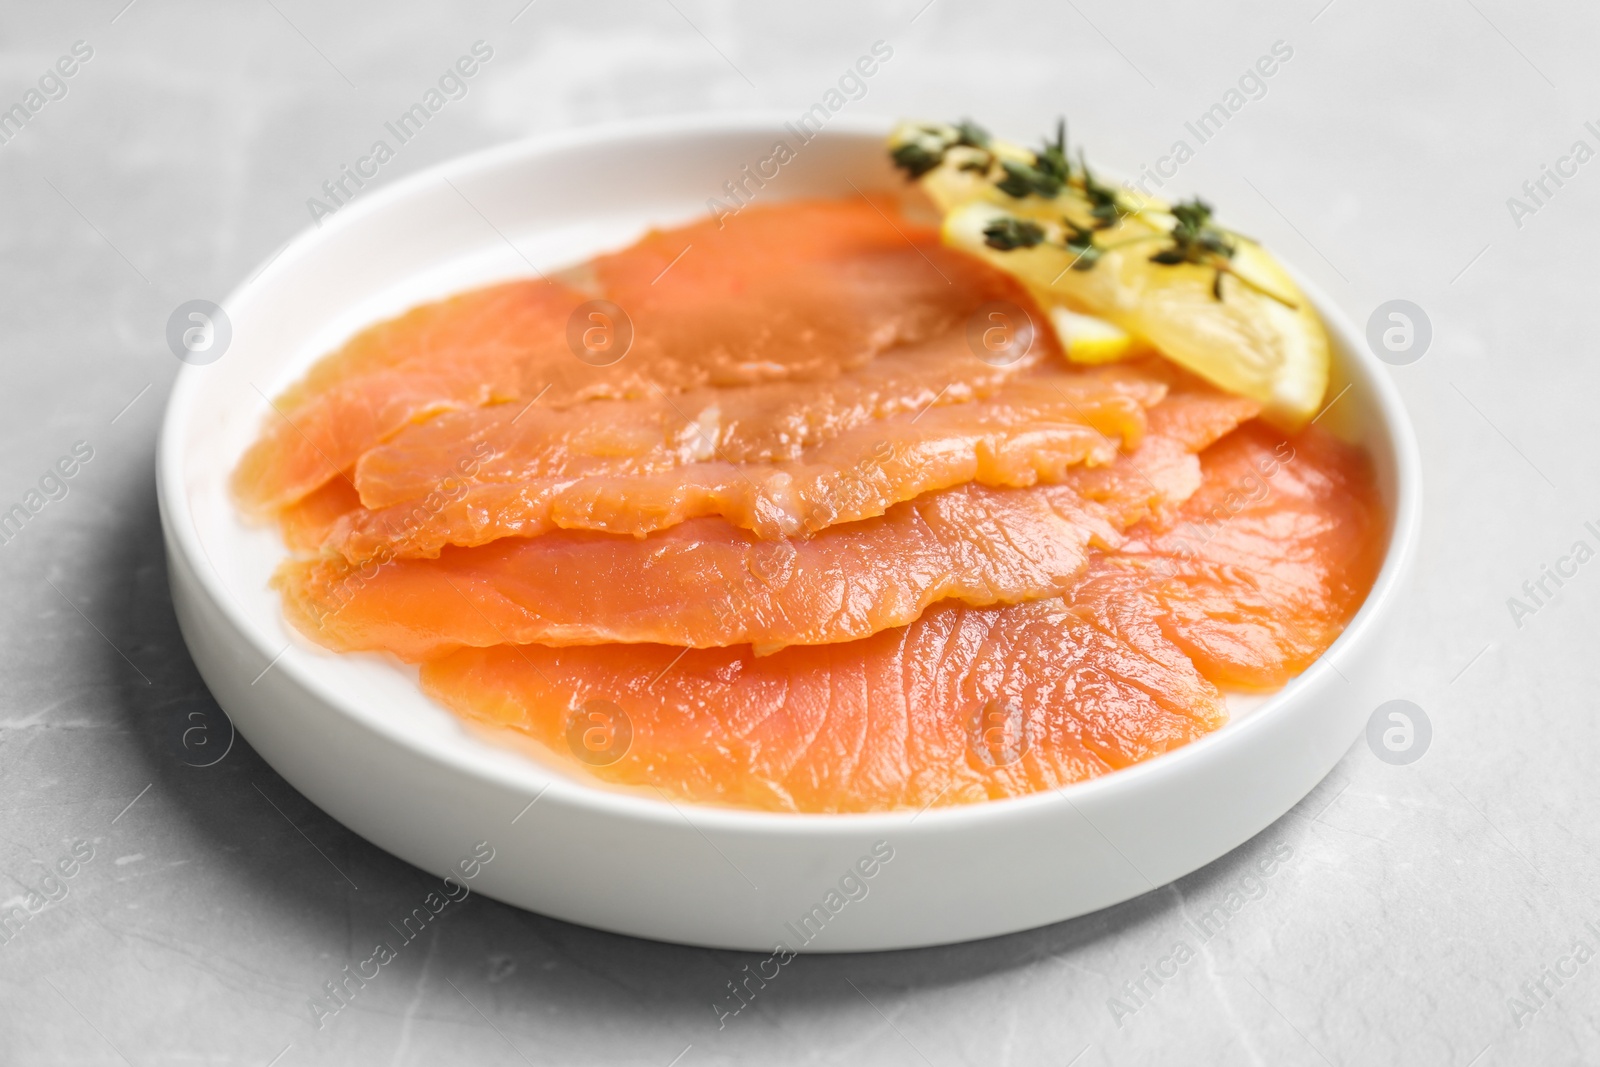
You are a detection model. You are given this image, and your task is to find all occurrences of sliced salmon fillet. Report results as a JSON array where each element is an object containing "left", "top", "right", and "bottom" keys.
[
  {"left": 590, "top": 196, "right": 1023, "bottom": 385},
  {"left": 237, "top": 191, "right": 1383, "bottom": 816},
  {"left": 234, "top": 199, "right": 1030, "bottom": 516},
  {"left": 233, "top": 279, "right": 585, "bottom": 516},
  {"left": 350, "top": 332, "right": 1075, "bottom": 510},
  {"left": 1070, "top": 387, "right": 1262, "bottom": 529},
  {"left": 271, "top": 383, "right": 1257, "bottom": 658},
  {"left": 1089, "top": 421, "right": 1386, "bottom": 689},
  {"left": 322, "top": 368, "right": 1156, "bottom": 560},
  {"left": 277, "top": 477, "right": 364, "bottom": 554},
  {"left": 416, "top": 421, "right": 1377, "bottom": 812},
  {"left": 421, "top": 596, "right": 1226, "bottom": 813},
  {"left": 273, "top": 482, "right": 1122, "bottom": 659}
]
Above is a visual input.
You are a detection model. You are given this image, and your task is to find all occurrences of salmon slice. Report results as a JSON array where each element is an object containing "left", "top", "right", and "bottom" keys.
[
  {"left": 415, "top": 421, "right": 1377, "bottom": 812},
  {"left": 1088, "top": 421, "right": 1386, "bottom": 689},
  {"left": 277, "top": 478, "right": 364, "bottom": 554},
  {"left": 321, "top": 367, "right": 1157, "bottom": 560},
  {"left": 1070, "top": 388, "right": 1262, "bottom": 529},
  {"left": 273, "top": 482, "right": 1122, "bottom": 659},
  {"left": 421, "top": 596, "right": 1226, "bottom": 813},
  {"left": 269, "top": 384, "right": 1257, "bottom": 658},
  {"left": 590, "top": 197, "right": 1026, "bottom": 385},
  {"left": 320, "top": 357, "right": 1250, "bottom": 564},
  {"left": 234, "top": 198, "right": 1029, "bottom": 516},
  {"left": 233, "top": 279, "right": 585, "bottom": 516},
  {"left": 350, "top": 332, "right": 1075, "bottom": 510}
]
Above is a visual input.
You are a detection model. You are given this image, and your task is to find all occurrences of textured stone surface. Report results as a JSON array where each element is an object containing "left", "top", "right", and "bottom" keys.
[{"left": 1, "top": 1, "right": 1597, "bottom": 1063}]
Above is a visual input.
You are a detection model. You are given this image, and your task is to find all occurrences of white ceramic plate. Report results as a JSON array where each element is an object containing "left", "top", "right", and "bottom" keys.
[{"left": 158, "top": 113, "right": 1421, "bottom": 952}]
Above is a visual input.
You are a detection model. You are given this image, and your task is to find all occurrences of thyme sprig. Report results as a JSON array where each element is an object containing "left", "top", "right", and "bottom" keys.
[
  {"left": 1150, "top": 199, "right": 1296, "bottom": 306},
  {"left": 996, "top": 120, "right": 1070, "bottom": 198},
  {"left": 890, "top": 116, "right": 1297, "bottom": 307},
  {"left": 1078, "top": 153, "right": 1130, "bottom": 229},
  {"left": 1062, "top": 219, "right": 1105, "bottom": 269},
  {"left": 889, "top": 118, "right": 992, "bottom": 178},
  {"left": 1151, "top": 199, "right": 1235, "bottom": 299},
  {"left": 981, "top": 216, "right": 1045, "bottom": 251}
]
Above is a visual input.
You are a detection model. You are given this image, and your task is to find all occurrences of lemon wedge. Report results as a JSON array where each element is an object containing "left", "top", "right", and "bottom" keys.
[
  {"left": 911, "top": 125, "right": 1330, "bottom": 430},
  {"left": 1048, "top": 307, "right": 1140, "bottom": 364}
]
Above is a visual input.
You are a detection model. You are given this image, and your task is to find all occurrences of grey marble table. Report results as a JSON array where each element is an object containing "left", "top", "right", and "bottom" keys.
[{"left": 2, "top": 1, "right": 1597, "bottom": 1063}]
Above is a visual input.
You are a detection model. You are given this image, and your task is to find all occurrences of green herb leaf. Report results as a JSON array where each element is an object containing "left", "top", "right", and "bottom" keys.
[
  {"left": 1146, "top": 198, "right": 1240, "bottom": 300},
  {"left": 1079, "top": 152, "right": 1129, "bottom": 229},
  {"left": 889, "top": 120, "right": 995, "bottom": 180},
  {"left": 890, "top": 141, "right": 945, "bottom": 179},
  {"left": 992, "top": 160, "right": 1038, "bottom": 198},
  {"left": 953, "top": 119, "right": 991, "bottom": 149},
  {"left": 994, "top": 120, "right": 1070, "bottom": 199},
  {"left": 1166, "top": 199, "right": 1231, "bottom": 256},
  {"left": 982, "top": 216, "right": 1047, "bottom": 251},
  {"left": 1063, "top": 220, "right": 1102, "bottom": 269},
  {"left": 1035, "top": 119, "right": 1070, "bottom": 186}
]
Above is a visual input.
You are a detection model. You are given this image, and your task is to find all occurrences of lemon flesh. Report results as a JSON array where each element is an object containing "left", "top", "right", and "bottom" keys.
[
  {"left": 915, "top": 132, "right": 1330, "bottom": 431},
  {"left": 1048, "top": 307, "right": 1141, "bottom": 365}
]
